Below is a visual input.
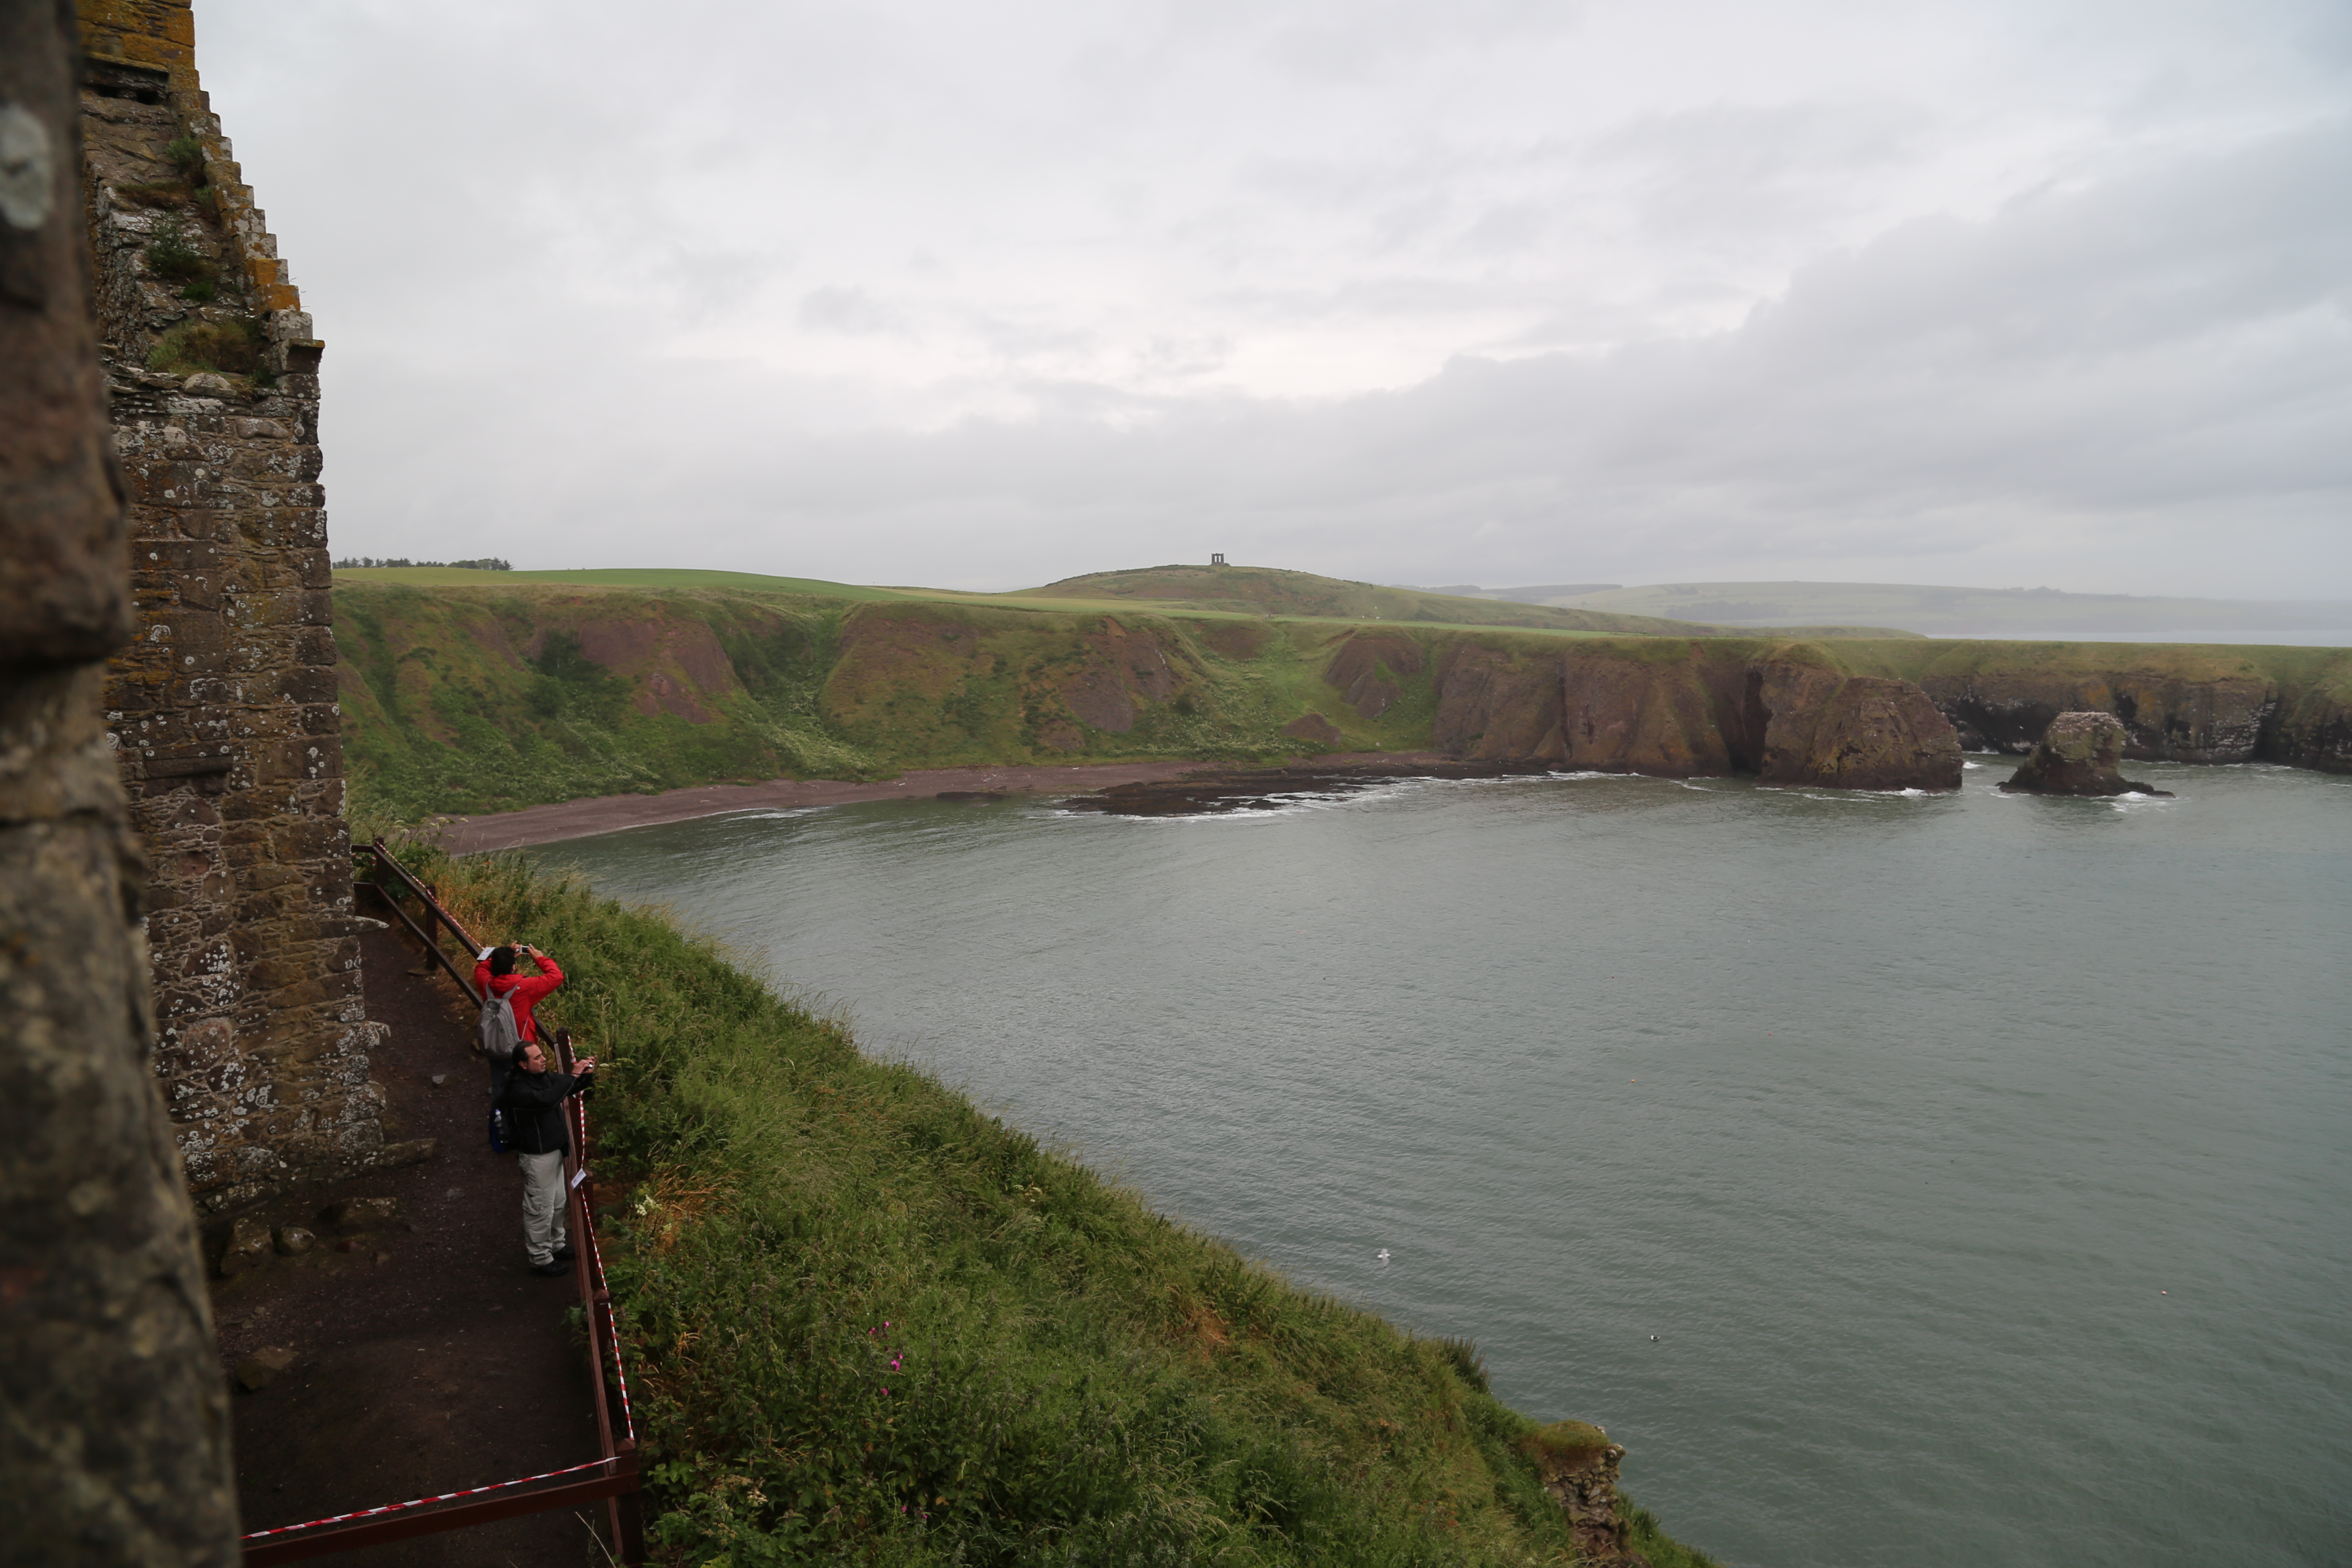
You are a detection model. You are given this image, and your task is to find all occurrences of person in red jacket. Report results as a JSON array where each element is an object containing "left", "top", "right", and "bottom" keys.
[{"left": 475, "top": 940, "right": 564, "bottom": 1058}]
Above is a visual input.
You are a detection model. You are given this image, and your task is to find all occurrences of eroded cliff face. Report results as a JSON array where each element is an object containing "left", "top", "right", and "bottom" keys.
[
  {"left": 1755, "top": 664, "right": 1963, "bottom": 791},
  {"left": 1873, "top": 642, "right": 2352, "bottom": 772},
  {"left": 1323, "top": 633, "right": 1427, "bottom": 721},
  {"left": 1430, "top": 640, "right": 1571, "bottom": 763},
  {"left": 1923, "top": 668, "right": 2274, "bottom": 761},
  {"left": 822, "top": 603, "right": 1213, "bottom": 755},
  {"left": 1425, "top": 640, "right": 1964, "bottom": 790},
  {"left": 2266, "top": 680, "right": 2352, "bottom": 772},
  {"left": 1557, "top": 646, "right": 1745, "bottom": 775}
]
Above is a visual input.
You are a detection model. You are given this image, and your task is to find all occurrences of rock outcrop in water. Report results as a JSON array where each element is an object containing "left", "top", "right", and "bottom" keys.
[{"left": 1999, "top": 711, "right": 2172, "bottom": 796}]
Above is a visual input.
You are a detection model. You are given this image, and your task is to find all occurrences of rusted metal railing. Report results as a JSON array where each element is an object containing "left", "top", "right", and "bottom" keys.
[{"left": 359, "top": 839, "right": 484, "bottom": 1003}]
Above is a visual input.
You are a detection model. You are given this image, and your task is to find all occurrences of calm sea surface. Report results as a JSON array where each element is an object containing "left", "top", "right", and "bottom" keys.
[{"left": 533, "top": 760, "right": 2352, "bottom": 1567}]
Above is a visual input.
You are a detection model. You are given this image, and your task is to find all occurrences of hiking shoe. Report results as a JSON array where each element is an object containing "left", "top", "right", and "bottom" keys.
[
  {"left": 530, "top": 1259, "right": 568, "bottom": 1276},
  {"left": 552, "top": 1245, "right": 576, "bottom": 1262}
]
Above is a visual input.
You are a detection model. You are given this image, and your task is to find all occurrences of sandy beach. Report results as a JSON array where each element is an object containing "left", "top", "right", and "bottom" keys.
[{"left": 425, "top": 754, "right": 1452, "bottom": 853}]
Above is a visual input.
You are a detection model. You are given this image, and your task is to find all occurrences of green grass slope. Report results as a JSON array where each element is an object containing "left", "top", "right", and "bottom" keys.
[
  {"left": 413, "top": 846, "right": 1716, "bottom": 1566},
  {"left": 336, "top": 582, "right": 877, "bottom": 819}
]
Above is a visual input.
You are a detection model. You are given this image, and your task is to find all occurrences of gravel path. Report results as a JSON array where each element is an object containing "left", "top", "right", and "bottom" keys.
[{"left": 209, "top": 921, "right": 607, "bottom": 1565}]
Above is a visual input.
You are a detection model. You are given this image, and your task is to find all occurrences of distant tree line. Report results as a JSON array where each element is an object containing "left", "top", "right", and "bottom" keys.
[{"left": 332, "top": 556, "right": 511, "bottom": 570}]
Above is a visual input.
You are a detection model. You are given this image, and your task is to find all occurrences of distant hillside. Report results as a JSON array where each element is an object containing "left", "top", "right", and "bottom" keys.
[
  {"left": 1413, "top": 582, "right": 1624, "bottom": 604},
  {"left": 331, "top": 565, "right": 908, "bottom": 600},
  {"left": 1018, "top": 563, "right": 1731, "bottom": 635},
  {"left": 1541, "top": 581, "right": 2352, "bottom": 640},
  {"left": 334, "top": 563, "right": 1924, "bottom": 639}
]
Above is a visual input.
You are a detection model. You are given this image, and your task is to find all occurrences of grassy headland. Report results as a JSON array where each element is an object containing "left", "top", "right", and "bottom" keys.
[
  {"left": 412, "top": 844, "right": 1714, "bottom": 1565},
  {"left": 332, "top": 570, "right": 2352, "bottom": 821},
  {"left": 1007, "top": 563, "right": 1766, "bottom": 636}
]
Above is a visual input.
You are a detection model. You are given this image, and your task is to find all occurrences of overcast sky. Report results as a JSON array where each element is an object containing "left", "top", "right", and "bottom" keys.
[{"left": 198, "top": 0, "right": 2350, "bottom": 596}]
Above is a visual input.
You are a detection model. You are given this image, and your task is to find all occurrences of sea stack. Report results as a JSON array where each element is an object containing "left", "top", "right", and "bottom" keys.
[{"left": 2000, "top": 711, "right": 2174, "bottom": 797}]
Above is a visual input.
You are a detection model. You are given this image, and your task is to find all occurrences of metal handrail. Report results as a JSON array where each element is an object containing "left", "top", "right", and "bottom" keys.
[{"left": 360, "top": 837, "right": 484, "bottom": 1002}]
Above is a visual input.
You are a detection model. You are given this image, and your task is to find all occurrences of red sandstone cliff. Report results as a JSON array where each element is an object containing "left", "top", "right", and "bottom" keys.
[{"left": 1422, "top": 637, "right": 1963, "bottom": 790}]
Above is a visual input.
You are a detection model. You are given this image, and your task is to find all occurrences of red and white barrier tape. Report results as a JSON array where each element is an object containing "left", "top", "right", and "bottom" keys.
[
  {"left": 239, "top": 1456, "right": 621, "bottom": 1541},
  {"left": 569, "top": 1082, "right": 638, "bottom": 1444},
  {"left": 586, "top": 1213, "right": 637, "bottom": 1442}
]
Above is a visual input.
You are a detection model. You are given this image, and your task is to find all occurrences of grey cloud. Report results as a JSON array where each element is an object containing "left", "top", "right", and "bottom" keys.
[
  {"left": 1595, "top": 101, "right": 1933, "bottom": 245},
  {"left": 198, "top": 0, "right": 2351, "bottom": 599},
  {"left": 317, "top": 116, "right": 2352, "bottom": 596},
  {"left": 593, "top": 120, "right": 2347, "bottom": 590},
  {"left": 797, "top": 285, "right": 906, "bottom": 336}
]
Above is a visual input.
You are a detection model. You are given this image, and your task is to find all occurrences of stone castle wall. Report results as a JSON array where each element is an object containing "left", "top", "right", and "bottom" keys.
[{"left": 77, "top": 0, "right": 392, "bottom": 1212}]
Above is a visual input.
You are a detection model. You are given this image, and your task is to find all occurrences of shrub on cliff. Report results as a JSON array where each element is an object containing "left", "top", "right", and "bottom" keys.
[
  {"left": 402, "top": 845, "right": 1719, "bottom": 1566},
  {"left": 141, "top": 213, "right": 213, "bottom": 285},
  {"left": 146, "top": 316, "right": 268, "bottom": 380}
]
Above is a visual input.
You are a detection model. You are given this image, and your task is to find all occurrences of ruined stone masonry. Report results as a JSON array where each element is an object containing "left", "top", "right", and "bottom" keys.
[{"left": 76, "top": 0, "right": 392, "bottom": 1212}]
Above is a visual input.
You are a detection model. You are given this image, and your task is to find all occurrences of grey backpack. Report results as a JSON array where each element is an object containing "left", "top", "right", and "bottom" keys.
[{"left": 478, "top": 985, "right": 520, "bottom": 1065}]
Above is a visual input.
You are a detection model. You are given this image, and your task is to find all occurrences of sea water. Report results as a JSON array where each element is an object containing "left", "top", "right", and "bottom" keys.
[{"left": 533, "top": 760, "right": 2352, "bottom": 1567}]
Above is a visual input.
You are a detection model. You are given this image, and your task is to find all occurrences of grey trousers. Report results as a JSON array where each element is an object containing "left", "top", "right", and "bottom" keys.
[{"left": 518, "top": 1149, "right": 568, "bottom": 1264}]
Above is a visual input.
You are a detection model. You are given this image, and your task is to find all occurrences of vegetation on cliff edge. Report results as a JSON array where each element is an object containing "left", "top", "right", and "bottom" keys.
[
  {"left": 335, "top": 583, "right": 1462, "bottom": 818},
  {"left": 405, "top": 844, "right": 1716, "bottom": 1566},
  {"left": 336, "top": 576, "right": 2352, "bottom": 823}
]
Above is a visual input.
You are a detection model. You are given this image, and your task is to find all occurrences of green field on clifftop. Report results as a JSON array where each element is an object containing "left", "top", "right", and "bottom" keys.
[{"left": 1009, "top": 563, "right": 1752, "bottom": 636}]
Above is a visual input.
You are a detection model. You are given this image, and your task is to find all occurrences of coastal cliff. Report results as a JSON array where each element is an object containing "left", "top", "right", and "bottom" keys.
[
  {"left": 1428, "top": 636, "right": 1962, "bottom": 790},
  {"left": 331, "top": 579, "right": 2352, "bottom": 818},
  {"left": 1839, "top": 640, "right": 2352, "bottom": 771}
]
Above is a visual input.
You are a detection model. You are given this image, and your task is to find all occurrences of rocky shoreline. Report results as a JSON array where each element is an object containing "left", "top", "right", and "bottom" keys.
[
  {"left": 1059, "top": 758, "right": 1559, "bottom": 815},
  {"left": 429, "top": 755, "right": 1441, "bottom": 851}
]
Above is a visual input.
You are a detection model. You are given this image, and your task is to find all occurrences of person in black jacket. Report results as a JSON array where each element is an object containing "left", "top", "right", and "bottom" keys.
[{"left": 498, "top": 1040, "right": 596, "bottom": 1276}]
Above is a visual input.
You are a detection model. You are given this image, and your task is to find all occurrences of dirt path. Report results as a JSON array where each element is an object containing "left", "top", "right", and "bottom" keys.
[
  {"left": 208, "top": 920, "right": 606, "bottom": 1565},
  {"left": 429, "top": 755, "right": 1452, "bottom": 853}
]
